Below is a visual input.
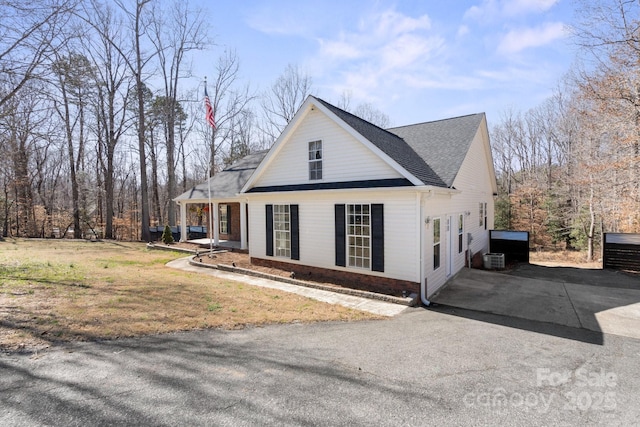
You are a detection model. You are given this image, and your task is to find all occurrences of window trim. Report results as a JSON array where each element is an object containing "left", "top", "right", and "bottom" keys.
[{"left": 308, "top": 140, "right": 323, "bottom": 181}]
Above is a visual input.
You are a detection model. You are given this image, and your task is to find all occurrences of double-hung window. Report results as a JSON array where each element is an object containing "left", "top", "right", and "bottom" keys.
[
  {"left": 347, "top": 204, "right": 370, "bottom": 269},
  {"left": 219, "top": 204, "right": 228, "bottom": 234},
  {"left": 483, "top": 202, "right": 487, "bottom": 230},
  {"left": 479, "top": 202, "right": 488, "bottom": 229},
  {"left": 273, "top": 204, "right": 291, "bottom": 257},
  {"left": 433, "top": 218, "right": 441, "bottom": 269},
  {"left": 309, "top": 140, "right": 322, "bottom": 180},
  {"left": 458, "top": 214, "right": 463, "bottom": 254}
]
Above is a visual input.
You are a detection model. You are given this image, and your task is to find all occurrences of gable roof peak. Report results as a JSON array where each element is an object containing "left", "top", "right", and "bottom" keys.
[{"left": 311, "top": 96, "right": 446, "bottom": 187}]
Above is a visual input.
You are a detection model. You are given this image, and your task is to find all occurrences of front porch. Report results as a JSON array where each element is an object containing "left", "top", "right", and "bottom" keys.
[
  {"left": 177, "top": 200, "right": 249, "bottom": 250},
  {"left": 173, "top": 151, "right": 268, "bottom": 253}
]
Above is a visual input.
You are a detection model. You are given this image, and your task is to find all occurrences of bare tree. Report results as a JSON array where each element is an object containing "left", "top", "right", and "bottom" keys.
[
  {"left": 148, "top": 0, "right": 208, "bottom": 226},
  {"left": 99, "top": 0, "right": 155, "bottom": 241},
  {"left": 206, "top": 49, "right": 255, "bottom": 175},
  {"left": 0, "top": 0, "right": 76, "bottom": 109},
  {"left": 352, "top": 102, "right": 391, "bottom": 128},
  {"left": 335, "top": 89, "right": 390, "bottom": 128},
  {"left": 51, "top": 52, "right": 94, "bottom": 238},
  {"left": 82, "top": 0, "right": 133, "bottom": 239},
  {"left": 571, "top": 0, "right": 640, "bottom": 245},
  {"left": 260, "top": 63, "right": 313, "bottom": 142}
]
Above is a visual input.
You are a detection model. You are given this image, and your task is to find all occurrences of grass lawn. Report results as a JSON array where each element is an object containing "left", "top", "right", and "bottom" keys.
[{"left": 0, "top": 239, "right": 380, "bottom": 351}]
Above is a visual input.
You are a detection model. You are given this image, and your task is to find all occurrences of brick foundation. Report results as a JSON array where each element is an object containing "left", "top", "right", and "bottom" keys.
[{"left": 251, "top": 257, "right": 420, "bottom": 297}]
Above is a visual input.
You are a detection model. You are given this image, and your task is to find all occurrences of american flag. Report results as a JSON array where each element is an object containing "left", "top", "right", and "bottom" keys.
[{"left": 204, "top": 87, "right": 216, "bottom": 128}]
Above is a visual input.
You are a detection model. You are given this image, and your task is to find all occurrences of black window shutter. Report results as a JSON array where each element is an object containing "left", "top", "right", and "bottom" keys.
[
  {"left": 265, "top": 205, "right": 273, "bottom": 256},
  {"left": 290, "top": 205, "right": 299, "bottom": 260},
  {"left": 371, "top": 204, "right": 384, "bottom": 272},
  {"left": 227, "top": 204, "right": 232, "bottom": 235},
  {"left": 335, "top": 204, "right": 346, "bottom": 267}
]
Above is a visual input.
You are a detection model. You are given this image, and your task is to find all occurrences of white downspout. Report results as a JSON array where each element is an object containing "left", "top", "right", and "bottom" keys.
[{"left": 419, "top": 191, "right": 431, "bottom": 306}]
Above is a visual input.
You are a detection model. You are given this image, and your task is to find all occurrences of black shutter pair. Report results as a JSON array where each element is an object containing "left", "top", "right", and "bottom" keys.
[
  {"left": 335, "top": 204, "right": 384, "bottom": 272},
  {"left": 265, "top": 205, "right": 299, "bottom": 260}
]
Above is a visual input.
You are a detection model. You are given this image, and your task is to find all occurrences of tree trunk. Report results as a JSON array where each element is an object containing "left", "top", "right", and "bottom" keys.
[
  {"left": 149, "top": 131, "right": 162, "bottom": 224},
  {"left": 136, "top": 0, "right": 151, "bottom": 242},
  {"left": 587, "top": 185, "right": 595, "bottom": 262}
]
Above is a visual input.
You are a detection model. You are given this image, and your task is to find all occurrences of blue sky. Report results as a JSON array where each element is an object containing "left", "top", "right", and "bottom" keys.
[{"left": 191, "top": 0, "right": 575, "bottom": 127}]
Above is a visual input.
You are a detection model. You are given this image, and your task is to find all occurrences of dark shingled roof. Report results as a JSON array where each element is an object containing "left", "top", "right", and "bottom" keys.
[
  {"left": 387, "top": 113, "right": 485, "bottom": 187},
  {"left": 174, "top": 150, "right": 268, "bottom": 201},
  {"left": 314, "top": 97, "right": 446, "bottom": 187}
]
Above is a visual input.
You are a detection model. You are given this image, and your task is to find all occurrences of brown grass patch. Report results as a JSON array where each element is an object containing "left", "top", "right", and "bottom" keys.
[
  {"left": 529, "top": 249, "right": 602, "bottom": 268},
  {"left": 0, "top": 239, "right": 380, "bottom": 352}
]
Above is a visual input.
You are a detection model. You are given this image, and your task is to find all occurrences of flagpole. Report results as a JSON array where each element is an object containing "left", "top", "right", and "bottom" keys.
[{"left": 205, "top": 77, "right": 214, "bottom": 255}]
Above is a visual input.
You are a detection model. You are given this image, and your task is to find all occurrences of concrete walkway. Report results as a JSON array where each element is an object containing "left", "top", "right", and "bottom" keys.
[
  {"left": 166, "top": 257, "right": 408, "bottom": 317},
  {"left": 432, "top": 267, "right": 640, "bottom": 340}
]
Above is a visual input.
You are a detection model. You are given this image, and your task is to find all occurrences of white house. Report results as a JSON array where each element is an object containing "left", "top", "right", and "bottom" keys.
[{"left": 176, "top": 96, "right": 497, "bottom": 304}]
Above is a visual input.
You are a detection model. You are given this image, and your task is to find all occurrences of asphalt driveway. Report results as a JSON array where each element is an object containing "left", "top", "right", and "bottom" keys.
[
  {"left": 431, "top": 264, "right": 640, "bottom": 340},
  {"left": 2, "top": 308, "right": 639, "bottom": 426}
]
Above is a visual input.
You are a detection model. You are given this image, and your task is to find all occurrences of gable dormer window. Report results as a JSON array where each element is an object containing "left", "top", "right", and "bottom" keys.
[{"left": 308, "top": 140, "right": 322, "bottom": 180}]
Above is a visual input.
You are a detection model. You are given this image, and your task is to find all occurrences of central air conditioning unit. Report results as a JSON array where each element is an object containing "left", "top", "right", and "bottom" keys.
[{"left": 483, "top": 253, "right": 505, "bottom": 270}]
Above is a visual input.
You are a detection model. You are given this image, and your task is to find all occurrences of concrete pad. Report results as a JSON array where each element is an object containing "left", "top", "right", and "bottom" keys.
[
  {"left": 166, "top": 257, "right": 407, "bottom": 317},
  {"left": 433, "top": 267, "right": 640, "bottom": 340},
  {"left": 432, "top": 268, "right": 582, "bottom": 328},
  {"left": 565, "top": 283, "right": 640, "bottom": 339}
]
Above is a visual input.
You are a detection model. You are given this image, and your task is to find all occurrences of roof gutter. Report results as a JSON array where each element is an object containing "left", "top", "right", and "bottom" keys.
[{"left": 414, "top": 185, "right": 460, "bottom": 196}]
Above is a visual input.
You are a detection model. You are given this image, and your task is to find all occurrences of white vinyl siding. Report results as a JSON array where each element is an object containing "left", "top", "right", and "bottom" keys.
[
  {"left": 423, "top": 123, "right": 496, "bottom": 297},
  {"left": 247, "top": 190, "right": 418, "bottom": 283},
  {"left": 252, "top": 109, "right": 402, "bottom": 188}
]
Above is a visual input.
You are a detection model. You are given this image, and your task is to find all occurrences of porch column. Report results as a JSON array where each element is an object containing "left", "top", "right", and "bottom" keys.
[
  {"left": 213, "top": 201, "right": 220, "bottom": 246},
  {"left": 240, "top": 200, "right": 247, "bottom": 250},
  {"left": 179, "top": 202, "right": 187, "bottom": 242}
]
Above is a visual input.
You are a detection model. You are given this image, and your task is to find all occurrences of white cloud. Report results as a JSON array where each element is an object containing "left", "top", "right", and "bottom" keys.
[
  {"left": 497, "top": 22, "right": 566, "bottom": 54},
  {"left": 308, "top": 8, "right": 444, "bottom": 104},
  {"left": 319, "top": 38, "right": 362, "bottom": 60},
  {"left": 457, "top": 25, "right": 470, "bottom": 38},
  {"left": 464, "top": 0, "right": 559, "bottom": 21},
  {"left": 366, "top": 9, "right": 431, "bottom": 37},
  {"left": 463, "top": 0, "right": 498, "bottom": 22},
  {"left": 504, "top": 0, "right": 558, "bottom": 16}
]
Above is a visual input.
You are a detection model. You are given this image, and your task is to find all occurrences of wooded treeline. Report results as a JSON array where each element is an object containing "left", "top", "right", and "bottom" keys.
[
  {"left": 2, "top": 0, "right": 638, "bottom": 257},
  {"left": 491, "top": 0, "right": 640, "bottom": 260},
  {"left": 0, "top": 0, "right": 389, "bottom": 242}
]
